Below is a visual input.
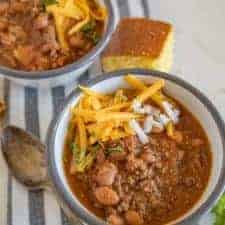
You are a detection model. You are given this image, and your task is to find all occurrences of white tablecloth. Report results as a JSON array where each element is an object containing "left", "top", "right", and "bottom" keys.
[{"left": 1, "top": 0, "right": 225, "bottom": 225}]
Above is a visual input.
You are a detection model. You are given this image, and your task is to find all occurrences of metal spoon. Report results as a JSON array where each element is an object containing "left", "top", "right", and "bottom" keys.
[
  {"left": 0, "top": 93, "right": 84, "bottom": 224},
  {"left": 1, "top": 125, "right": 84, "bottom": 224},
  {"left": 1, "top": 125, "right": 50, "bottom": 190}
]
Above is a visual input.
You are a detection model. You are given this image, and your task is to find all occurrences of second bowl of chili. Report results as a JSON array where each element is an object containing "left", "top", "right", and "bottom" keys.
[{"left": 0, "top": 0, "right": 115, "bottom": 87}]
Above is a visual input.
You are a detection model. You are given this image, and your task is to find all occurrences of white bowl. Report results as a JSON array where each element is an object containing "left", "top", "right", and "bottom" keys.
[{"left": 47, "top": 69, "right": 225, "bottom": 225}]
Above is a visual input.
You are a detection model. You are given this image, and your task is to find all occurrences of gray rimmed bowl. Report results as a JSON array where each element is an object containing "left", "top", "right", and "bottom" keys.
[
  {"left": 47, "top": 69, "right": 225, "bottom": 225},
  {"left": 0, "top": 0, "right": 115, "bottom": 88}
]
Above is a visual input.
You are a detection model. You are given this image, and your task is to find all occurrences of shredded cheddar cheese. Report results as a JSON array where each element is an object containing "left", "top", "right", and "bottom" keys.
[
  {"left": 68, "top": 74, "right": 180, "bottom": 152},
  {"left": 46, "top": 0, "right": 107, "bottom": 50}
]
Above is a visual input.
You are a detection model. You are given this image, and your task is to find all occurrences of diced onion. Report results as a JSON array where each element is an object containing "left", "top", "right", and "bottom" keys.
[
  {"left": 137, "top": 108, "right": 146, "bottom": 114},
  {"left": 152, "top": 120, "right": 164, "bottom": 130},
  {"left": 132, "top": 100, "right": 160, "bottom": 116},
  {"left": 129, "top": 119, "right": 149, "bottom": 144},
  {"left": 173, "top": 109, "right": 180, "bottom": 123},
  {"left": 146, "top": 105, "right": 160, "bottom": 116},
  {"left": 159, "top": 114, "right": 170, "bottom": 125},
  {"left": 132, "top": 100, "right": 142, "bottom": 113},
  {"left": 144, "top": 115, "right": 153, "bottom": 133},
  {"left": 142, "top": 105, "right": 151, "bottom": 114},
  {"left": 162, "top": 101, "right": 179, "bottom": 123}
]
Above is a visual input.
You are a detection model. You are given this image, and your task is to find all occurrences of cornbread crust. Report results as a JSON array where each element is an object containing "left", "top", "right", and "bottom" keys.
[{"left": 102, "top": 18, "right": 172, "bottom": 58}]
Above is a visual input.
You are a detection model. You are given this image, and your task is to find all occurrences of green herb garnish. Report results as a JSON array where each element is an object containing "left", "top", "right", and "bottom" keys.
[
  {"left": 81, "top": 21, "right": 96, "bottom": 33},
  {"left": 71, "top": 142, "right": 76, "bottom": 151},
  {"left": 89, "top": 32, "right": 100, "bottom": 45},
  {"left": 89, "top": 143, "right": 101, "bottom": 152},
  {"left": 71, "top": 142, "right": 99, "bottom": 172},
  {"left": 81, "top": 20, "right": 100, "bottom": 45},
  {"left": 71, "top": 143, "right": 85, "bottom": 164},
  {"left": 42, "top": 0, "right": 58, "bottom": 6},
  {"left": 106, "top": 145, "right": 123, "bottom": 156}
]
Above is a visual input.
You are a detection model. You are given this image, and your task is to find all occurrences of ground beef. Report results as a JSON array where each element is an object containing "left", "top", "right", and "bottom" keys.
[
  {"left": 72, "top": 133, "right": 211, "bottom": 225},
  {"left": 0, "top": 0, "right": 103, "bottom": 71}
]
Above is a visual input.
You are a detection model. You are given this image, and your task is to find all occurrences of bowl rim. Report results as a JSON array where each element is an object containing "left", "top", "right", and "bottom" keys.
[
  {"left": 47, "top": 68, "right": 225, "bottom": 225},
  {"left": 0, "top": 0, "right": 115, "bottom": 80}
]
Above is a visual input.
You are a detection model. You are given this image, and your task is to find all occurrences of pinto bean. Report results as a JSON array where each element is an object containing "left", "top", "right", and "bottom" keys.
[
  {"left": 108, "top": 214, "right": 124, "bottom": 225},
  {"left": 69, "top": 33, "right": 86, "bottom": 48},
  {"left": 171, "top": 131, "right": 183, "bottom": 143},
  {"left": 41, "top": 25, "right": 59, "bottom": 56},
  {"left": 96, "top": 148, "right": 105, "bottom": 164},
  {"left": 34, "top": 14, "right": 49, "bottom": 30},
  {"left": 14, "top": 45, "right": 35, "bottom": 66},
  {"left": 43, "top": 25, "right": 57, "bottom": 43},
  {"left": 10, "top": 2, "right": 25, "bottom": 13},
  {"left": 125, "top": 211, "right": 143, "bottom": 225},
  {"left": 151, "top": 126, "right": 164, "bottom": 133},
  {"left": 183, "top": 177, "right": 196, "bottom": 187},
  {"left": 95, "top": 162, "right": 117, "bottom": 186},
  {"left": 0, "top": 52, "right": 17, "bottom": 68},
  {"left": 94, "top": 187, "right": 119, "bottom": 206},
  {"left": 140, "top": 150, "right": 156, "bottom": 164},
  {"left": 8, "top": 25, "right": 26, "bottom": 41},
  {"left": 0, "top": 32, "right": 16, "bottom": 46},
  {"left": 0, "top": 20, "right": 7, "bottom": 31},
  {"left": 192, "top": 138, "right": 204, "bottom": 147},
  {"left": 177, "top": 150, "right": 185, "bottom": 161},
  {"left": 0, "top": 2, "right": 9, "bottom": 14}
]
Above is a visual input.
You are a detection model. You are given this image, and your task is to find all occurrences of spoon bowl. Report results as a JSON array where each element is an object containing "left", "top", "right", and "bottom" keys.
[{"left": 1, "top": 126, "right": 49, "bottom": 190}]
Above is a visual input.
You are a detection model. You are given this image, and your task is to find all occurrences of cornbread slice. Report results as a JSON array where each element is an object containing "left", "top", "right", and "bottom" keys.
[{"left": 101, "top": 18, "right": 174, "bottom": 73}]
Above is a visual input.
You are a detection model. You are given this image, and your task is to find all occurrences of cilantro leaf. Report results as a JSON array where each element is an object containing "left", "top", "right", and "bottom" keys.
[
  {"left": 81, "top": 20, "right": 100, "bottom": 45},
  {"left": 70, "top": 142, "right": 99, "bottom": 172},
  {"left": 42, "top": 0, "right": 58, "bottom": 7},
  {"left": 106, "top": 146, "right": 123, "bottom": 156},
  {"left": 81, "top": 21, "right": 96, "bottom": 33}
]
